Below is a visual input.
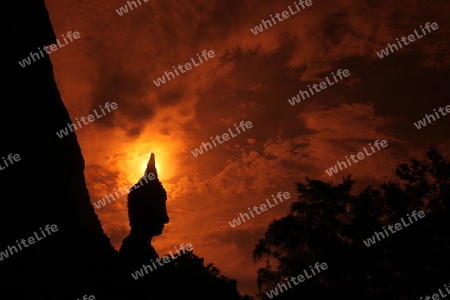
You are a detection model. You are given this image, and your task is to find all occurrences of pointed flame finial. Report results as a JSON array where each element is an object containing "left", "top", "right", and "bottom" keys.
[{"left": 145, "top": 153, "right": 158, "bottom": 178}]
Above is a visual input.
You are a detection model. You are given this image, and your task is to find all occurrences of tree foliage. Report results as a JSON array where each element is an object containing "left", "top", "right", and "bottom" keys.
[
  {"left": 253, "top": 147, "right": 450, "bottom": 299},
  {"left": 150, "top": 250, "right": 254, "bottom": 299}
]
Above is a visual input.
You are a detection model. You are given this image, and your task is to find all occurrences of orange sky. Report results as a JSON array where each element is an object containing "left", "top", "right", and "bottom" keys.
[{"left": 46, "top": 0, "right": 449, "bottom": 296}]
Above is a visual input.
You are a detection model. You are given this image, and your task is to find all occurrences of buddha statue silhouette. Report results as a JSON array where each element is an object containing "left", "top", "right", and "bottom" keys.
[{"left": 119, "top": 153, "right": 169, "bottom": 263}]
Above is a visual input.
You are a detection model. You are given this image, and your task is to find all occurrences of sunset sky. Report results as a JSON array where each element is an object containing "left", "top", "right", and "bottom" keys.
[{"left": 45, "top": 0, "right": 449, "bottom": 296}]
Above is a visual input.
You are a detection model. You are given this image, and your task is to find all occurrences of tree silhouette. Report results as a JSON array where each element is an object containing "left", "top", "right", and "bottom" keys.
[
  {"left": 166, "top": 250, "right": 254, "bottom": 300},
  {"left": 126, "top": 248, "right": 253, "bottom": 299},
  {"left": 253, "top": 147, "right": 450, "bottom": 299}
]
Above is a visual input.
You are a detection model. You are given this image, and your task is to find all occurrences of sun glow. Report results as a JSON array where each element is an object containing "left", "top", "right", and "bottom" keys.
[
  {"left": 133, "top": 149, "right": 171, "bottom": 181},
  {"left": 140, "top": 158, "right": 160, "bottom": 174},
  {"left": 117, "top": 138, "right": 177, "bottom": 187}
]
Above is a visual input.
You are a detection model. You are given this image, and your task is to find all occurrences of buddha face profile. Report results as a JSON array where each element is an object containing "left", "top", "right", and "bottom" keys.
[{"left": 146, "top": 195, "right": 169, "bottom": 237}]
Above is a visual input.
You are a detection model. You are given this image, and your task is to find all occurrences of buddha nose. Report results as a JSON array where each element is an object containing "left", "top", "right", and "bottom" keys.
[{"left": 163, "top": 214, "right": 169, "bottom": 224}]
